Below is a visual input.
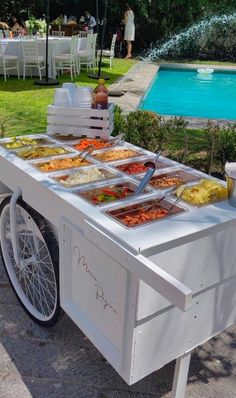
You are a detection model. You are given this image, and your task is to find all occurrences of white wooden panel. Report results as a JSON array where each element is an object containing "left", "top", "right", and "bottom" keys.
[
  {"left": 47, "top": 103, "right": 114, "bottom": 139},
  {"left": 60, "top": 218, "right": 128, "bottom": 353},
  {"left": 137, "top": 227, "right": 236, "bottom": 320},
  {"left": 47, "top": 124, "right": 113, "bottom": 139},
  {"left": 47, "top": 115, "right": 112, "bottom": 128},
  {"left": 48, "top": 103, "right": 114, "bottom": 118},
  {"left": 84, "top": 220, "right": 192, "bottom": 312},
  {"left": 131, "top": 276, "right": 236, "bottom": 384}
]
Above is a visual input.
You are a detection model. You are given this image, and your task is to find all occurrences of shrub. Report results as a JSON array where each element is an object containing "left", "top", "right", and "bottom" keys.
[
  {"left": 112, "top": 105, "right": 126, "bottom": 137},
  {"left": 123, "top": 111, "right": 190, "bottom": 157},
  {"left": 214, "top": 123, "right": 236, "bottom": 173},
  {"left": 123, "top": 110, "right": 162, "bottom": 152},
  {"left": 113, "top": 108, "right": 234, "bottom": 178}
]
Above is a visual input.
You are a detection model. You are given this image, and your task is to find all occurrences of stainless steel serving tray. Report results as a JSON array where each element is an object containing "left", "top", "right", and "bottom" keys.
[
  {"left": 12, "top": 144, "right": 76, "bottom": 161},
  {"left": 104, "top": 196, "right": 188, "bottom": 229},
  {"left": 109, "top": 156, "right": 175, "bottom": 175},
  {"left": 170, "top": 179, "right": 228, "bottom": 207},
  {"left": 67, "top": 138, "right": 115, "bottom": 152},
  {"left": 137, "top": 167, "right": 202, "bottom": 190},
  {"left": 50, "top": 165, "right": 123, "bottom": 189},
  {"left": 73, "top": 179, "right": 153, "bottom": 207},
  {"left": 31, "top": 153, "right": 98, "bottom": 173},
  {"left": 0, "top": 134, "right": 56, "bottom": 150},
  {"left": 90, "top": 146, "right": 147, "bottom": 163}
]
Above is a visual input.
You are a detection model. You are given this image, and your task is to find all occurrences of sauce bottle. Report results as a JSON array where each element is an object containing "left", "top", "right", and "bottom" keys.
[{"left": 93, "top": 78, "right": 108, "bottom": 109}]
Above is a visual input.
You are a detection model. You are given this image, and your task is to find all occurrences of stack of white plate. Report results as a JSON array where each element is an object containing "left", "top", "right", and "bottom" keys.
[
  {"left": 53, "top": 84, "right": 93, "bottom": 108},
  {"left": 73, "top": 87, "right": 93, "bottom": 108},
  {"left": 62, "top": 83, "right": 78, "bottom": 103},
  {"left": 54, "top": 88, "right": 72, "bottom": 107}
]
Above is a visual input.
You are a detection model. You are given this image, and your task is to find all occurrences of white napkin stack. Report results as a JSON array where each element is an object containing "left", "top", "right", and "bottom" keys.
[{"left": 225, "top": 162, "right": 236, "bottom": 179}]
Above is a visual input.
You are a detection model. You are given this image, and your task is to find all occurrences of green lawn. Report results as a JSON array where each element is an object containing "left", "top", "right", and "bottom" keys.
[{"left": 0, "top": 58, "right": 136, "bottom": 137}]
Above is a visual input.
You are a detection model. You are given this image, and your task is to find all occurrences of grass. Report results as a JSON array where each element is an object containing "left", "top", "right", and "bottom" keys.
[{"left": 0, "top": 58, "right": 137, "bottom": 137}]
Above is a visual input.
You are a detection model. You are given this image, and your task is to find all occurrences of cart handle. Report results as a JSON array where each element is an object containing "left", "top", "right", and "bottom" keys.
[
  {"left": 84, "top": 220, "right": 192, "bottom": 312},
  {"left": 10, "top": 187, "right": 22, "bottom": 266}
]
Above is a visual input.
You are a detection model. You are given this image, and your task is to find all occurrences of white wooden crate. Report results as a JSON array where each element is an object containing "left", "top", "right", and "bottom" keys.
[{"left": 47, "top": 103, "right": 115, "bottom": 139}]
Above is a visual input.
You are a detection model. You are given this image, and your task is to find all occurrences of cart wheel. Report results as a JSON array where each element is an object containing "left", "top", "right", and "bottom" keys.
[{"left": 0, "top": 196, "right": 61, "bottom": 327}]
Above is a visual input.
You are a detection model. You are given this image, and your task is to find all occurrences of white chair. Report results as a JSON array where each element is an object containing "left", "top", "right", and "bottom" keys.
[
  {"left": 21, "top": 37, "right": 45, "bottom": 80},
  {"left": 53, "top": 35, "right": 78, "bottom": 80},
  {"left": 52, "top": 31, "right": 65, "bottom": 37},
  {"left": 97, "top": 34, "right": 117, "bottom": 68},
  {"left": 0, "top": 40, "right": 20, "bottom": 82},
  {"left": 77, "top": 33, "right": 97, "bottom": 72},
  {"left": 4, "top": 30, "right": 10, "bottom": 38},
  {"left": 78, "top": 31, "right": 89, "bottom": 37}
]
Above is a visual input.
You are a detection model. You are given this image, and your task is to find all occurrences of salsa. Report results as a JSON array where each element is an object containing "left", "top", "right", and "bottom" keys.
[{"left": 78, "top": 184, "right": 136, "bottom": 205}]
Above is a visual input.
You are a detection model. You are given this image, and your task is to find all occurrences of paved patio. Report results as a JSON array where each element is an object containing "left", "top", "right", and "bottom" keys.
[{"left": 0, "top": 255, "right": 236, "bottom": 398}]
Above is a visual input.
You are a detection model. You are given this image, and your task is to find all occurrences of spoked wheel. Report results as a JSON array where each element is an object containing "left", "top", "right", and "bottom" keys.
[{"left": 0, "top": 197, "right": 61, "bottom": 326}]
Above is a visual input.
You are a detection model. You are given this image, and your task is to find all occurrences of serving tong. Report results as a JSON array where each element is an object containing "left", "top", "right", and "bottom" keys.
[
  {"left": 79, "top": 144, "right": 94, "bottom": 161},
  {"left": 145, "top": 184, "right": 187, "bottom": 214},
  {"left": 79, "top": 133, "right": 125, "bottom": 161},
  {"left": 108, "top": 133, "right": 125, "bottom": 147}
]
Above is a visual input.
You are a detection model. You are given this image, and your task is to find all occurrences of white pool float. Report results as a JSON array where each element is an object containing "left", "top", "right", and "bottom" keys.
[{"left": 197, "top": 68, "right": 214, "bottom": 74}]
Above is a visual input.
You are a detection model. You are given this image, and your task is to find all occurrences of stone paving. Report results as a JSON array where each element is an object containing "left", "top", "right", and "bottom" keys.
[{"left": 0, "top": 255, "right": 236, "bottom": 398}]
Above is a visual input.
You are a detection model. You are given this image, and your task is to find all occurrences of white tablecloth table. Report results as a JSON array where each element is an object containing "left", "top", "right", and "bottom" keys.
[{"left": 1, "top": 37, "right": 87, "bottom": 78}]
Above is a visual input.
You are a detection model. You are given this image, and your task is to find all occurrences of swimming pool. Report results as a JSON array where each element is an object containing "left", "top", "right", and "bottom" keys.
[{"left": 140, "top": 68, "right": 236, "bottom": 120}]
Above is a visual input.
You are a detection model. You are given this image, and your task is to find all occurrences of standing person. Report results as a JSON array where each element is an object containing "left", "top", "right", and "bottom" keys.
[
  {"left": 84, "top": 11, "right": 96, "bottom": 33},
  {"left": 124, "top": 3, "right": 135, "bottom": 58}
]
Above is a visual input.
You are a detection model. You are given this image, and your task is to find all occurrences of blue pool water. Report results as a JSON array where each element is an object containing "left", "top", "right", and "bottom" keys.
[{"left": 140, "top": 69, "right": 236, "bottom": 120}]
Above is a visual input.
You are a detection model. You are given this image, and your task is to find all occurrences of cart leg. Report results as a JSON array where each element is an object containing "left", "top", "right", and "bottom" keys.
[{"left": 171, "top": 351, "right": 191, "bottom": 398}]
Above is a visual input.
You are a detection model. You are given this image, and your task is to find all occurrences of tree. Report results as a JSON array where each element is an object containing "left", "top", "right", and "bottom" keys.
[{"left": 1, "top": 0, "right": 235, "bottom": 52}]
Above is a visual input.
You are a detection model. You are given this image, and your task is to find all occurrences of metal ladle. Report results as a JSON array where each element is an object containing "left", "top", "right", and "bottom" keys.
[{"left": 135, "top": 151, "right": 162, "bottom": 195}]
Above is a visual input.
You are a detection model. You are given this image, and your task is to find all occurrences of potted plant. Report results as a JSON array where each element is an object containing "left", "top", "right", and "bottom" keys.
[
  {"left": 25, "top": 15, "right": 37, "bottom": 35},
  {"left": 36, "top": 19, "right": 47, "bottom": 37},
  {"left": 54, "top": 15, "right": 64, "bottom": 31}
]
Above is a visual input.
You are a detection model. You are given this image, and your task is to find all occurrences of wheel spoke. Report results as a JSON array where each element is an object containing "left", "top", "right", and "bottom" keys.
[
  {"left": 0, "top": 202, "right": 58, "bottom": 323},
  {"left": 22, "top": 268, "right": 52, "bottom": 316},
  {"left": 26, "top": 267, "right": 56, "bottom": 302}
]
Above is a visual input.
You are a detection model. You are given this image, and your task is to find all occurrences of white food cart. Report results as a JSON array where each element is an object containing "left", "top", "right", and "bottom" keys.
[{"left": 0, "top": 133, "right": 236, "bottom": 398}]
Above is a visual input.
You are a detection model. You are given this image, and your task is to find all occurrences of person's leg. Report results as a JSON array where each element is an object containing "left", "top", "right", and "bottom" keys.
[
  {"left": 128, "top": 41, "right": 132, "bottom": 57},
  {"left": 125, "top": 41, "right": 132, "bottom": 58}
]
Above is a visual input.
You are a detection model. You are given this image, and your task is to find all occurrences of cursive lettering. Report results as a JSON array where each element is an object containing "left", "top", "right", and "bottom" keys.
[{"left": 73, "top": 245, "right": 117, "bottom": 315}]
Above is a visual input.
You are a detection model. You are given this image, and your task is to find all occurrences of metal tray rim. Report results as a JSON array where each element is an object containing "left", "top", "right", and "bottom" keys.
[{"left": 103, "top": 197, "right": 189, "bottom": 229}]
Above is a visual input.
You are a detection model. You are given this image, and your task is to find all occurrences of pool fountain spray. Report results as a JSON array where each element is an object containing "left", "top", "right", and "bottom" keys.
[{"left": 145, "top": 13, "right": 236, "bottom": 61}]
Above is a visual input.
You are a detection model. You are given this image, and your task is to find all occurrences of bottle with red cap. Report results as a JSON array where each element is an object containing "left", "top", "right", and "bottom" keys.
[{"left": 93, "top": 78, "right": 108, "bottom": 110}]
